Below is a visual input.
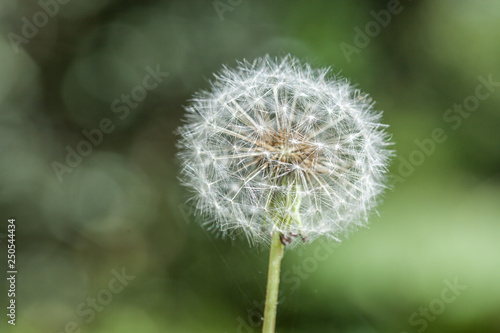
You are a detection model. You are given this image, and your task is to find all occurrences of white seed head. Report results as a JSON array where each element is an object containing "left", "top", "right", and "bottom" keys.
[{"left": 177, "top": 55, "right": 392, "bottom": 246}]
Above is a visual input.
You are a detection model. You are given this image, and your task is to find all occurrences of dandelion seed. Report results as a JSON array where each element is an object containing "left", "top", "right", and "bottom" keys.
[{"left": 177, "top": 55, "right": 392, "bottom": 246}]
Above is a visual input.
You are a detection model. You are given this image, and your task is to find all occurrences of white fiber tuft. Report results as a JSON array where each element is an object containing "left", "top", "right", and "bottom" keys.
[{"left": 177, "top": 55, "right": 393, "bottom": 246}]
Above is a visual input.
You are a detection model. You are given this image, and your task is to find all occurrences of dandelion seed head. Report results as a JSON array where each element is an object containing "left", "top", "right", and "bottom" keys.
[{"left": 177, "top": 55, "right": 393, "bottom": 246}]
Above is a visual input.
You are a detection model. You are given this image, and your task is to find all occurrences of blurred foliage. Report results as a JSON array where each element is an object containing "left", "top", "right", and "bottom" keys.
[{"left": 0, "top": 0, "right": 499, "bottom": 332}]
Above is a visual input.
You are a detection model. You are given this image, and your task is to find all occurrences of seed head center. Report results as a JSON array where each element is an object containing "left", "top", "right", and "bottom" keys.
[{"left": 255, "top": 129, "right": 319, "bottom": 175}]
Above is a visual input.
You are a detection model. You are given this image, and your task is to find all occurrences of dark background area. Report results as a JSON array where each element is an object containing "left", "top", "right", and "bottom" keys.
[{"left": 1, "top": 0, "right": 499, "bottom": 332}]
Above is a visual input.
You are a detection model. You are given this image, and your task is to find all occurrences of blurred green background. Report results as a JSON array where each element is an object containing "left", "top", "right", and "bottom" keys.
[{"left": 1, "top": 0, "right": 499, "bottom": 332}]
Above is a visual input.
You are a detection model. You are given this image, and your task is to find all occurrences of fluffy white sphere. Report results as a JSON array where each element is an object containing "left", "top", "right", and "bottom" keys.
[{"left": 177, "top": 55, "right": 392, "bottom": 246}]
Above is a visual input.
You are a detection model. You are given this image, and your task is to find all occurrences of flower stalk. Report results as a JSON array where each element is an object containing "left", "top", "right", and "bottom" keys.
[{"left": 262, "top": 231, "right": 284, "bottom": 333}]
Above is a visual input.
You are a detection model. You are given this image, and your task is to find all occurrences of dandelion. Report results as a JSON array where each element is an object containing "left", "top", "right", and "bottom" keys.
[{"left": 177, "top": 55, "right": 393, "bottom": 332}]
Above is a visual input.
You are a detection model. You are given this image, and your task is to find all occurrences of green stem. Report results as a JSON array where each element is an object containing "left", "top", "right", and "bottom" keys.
[{"left": 262, "top": 231, "right": 284, "bottom": 333}]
